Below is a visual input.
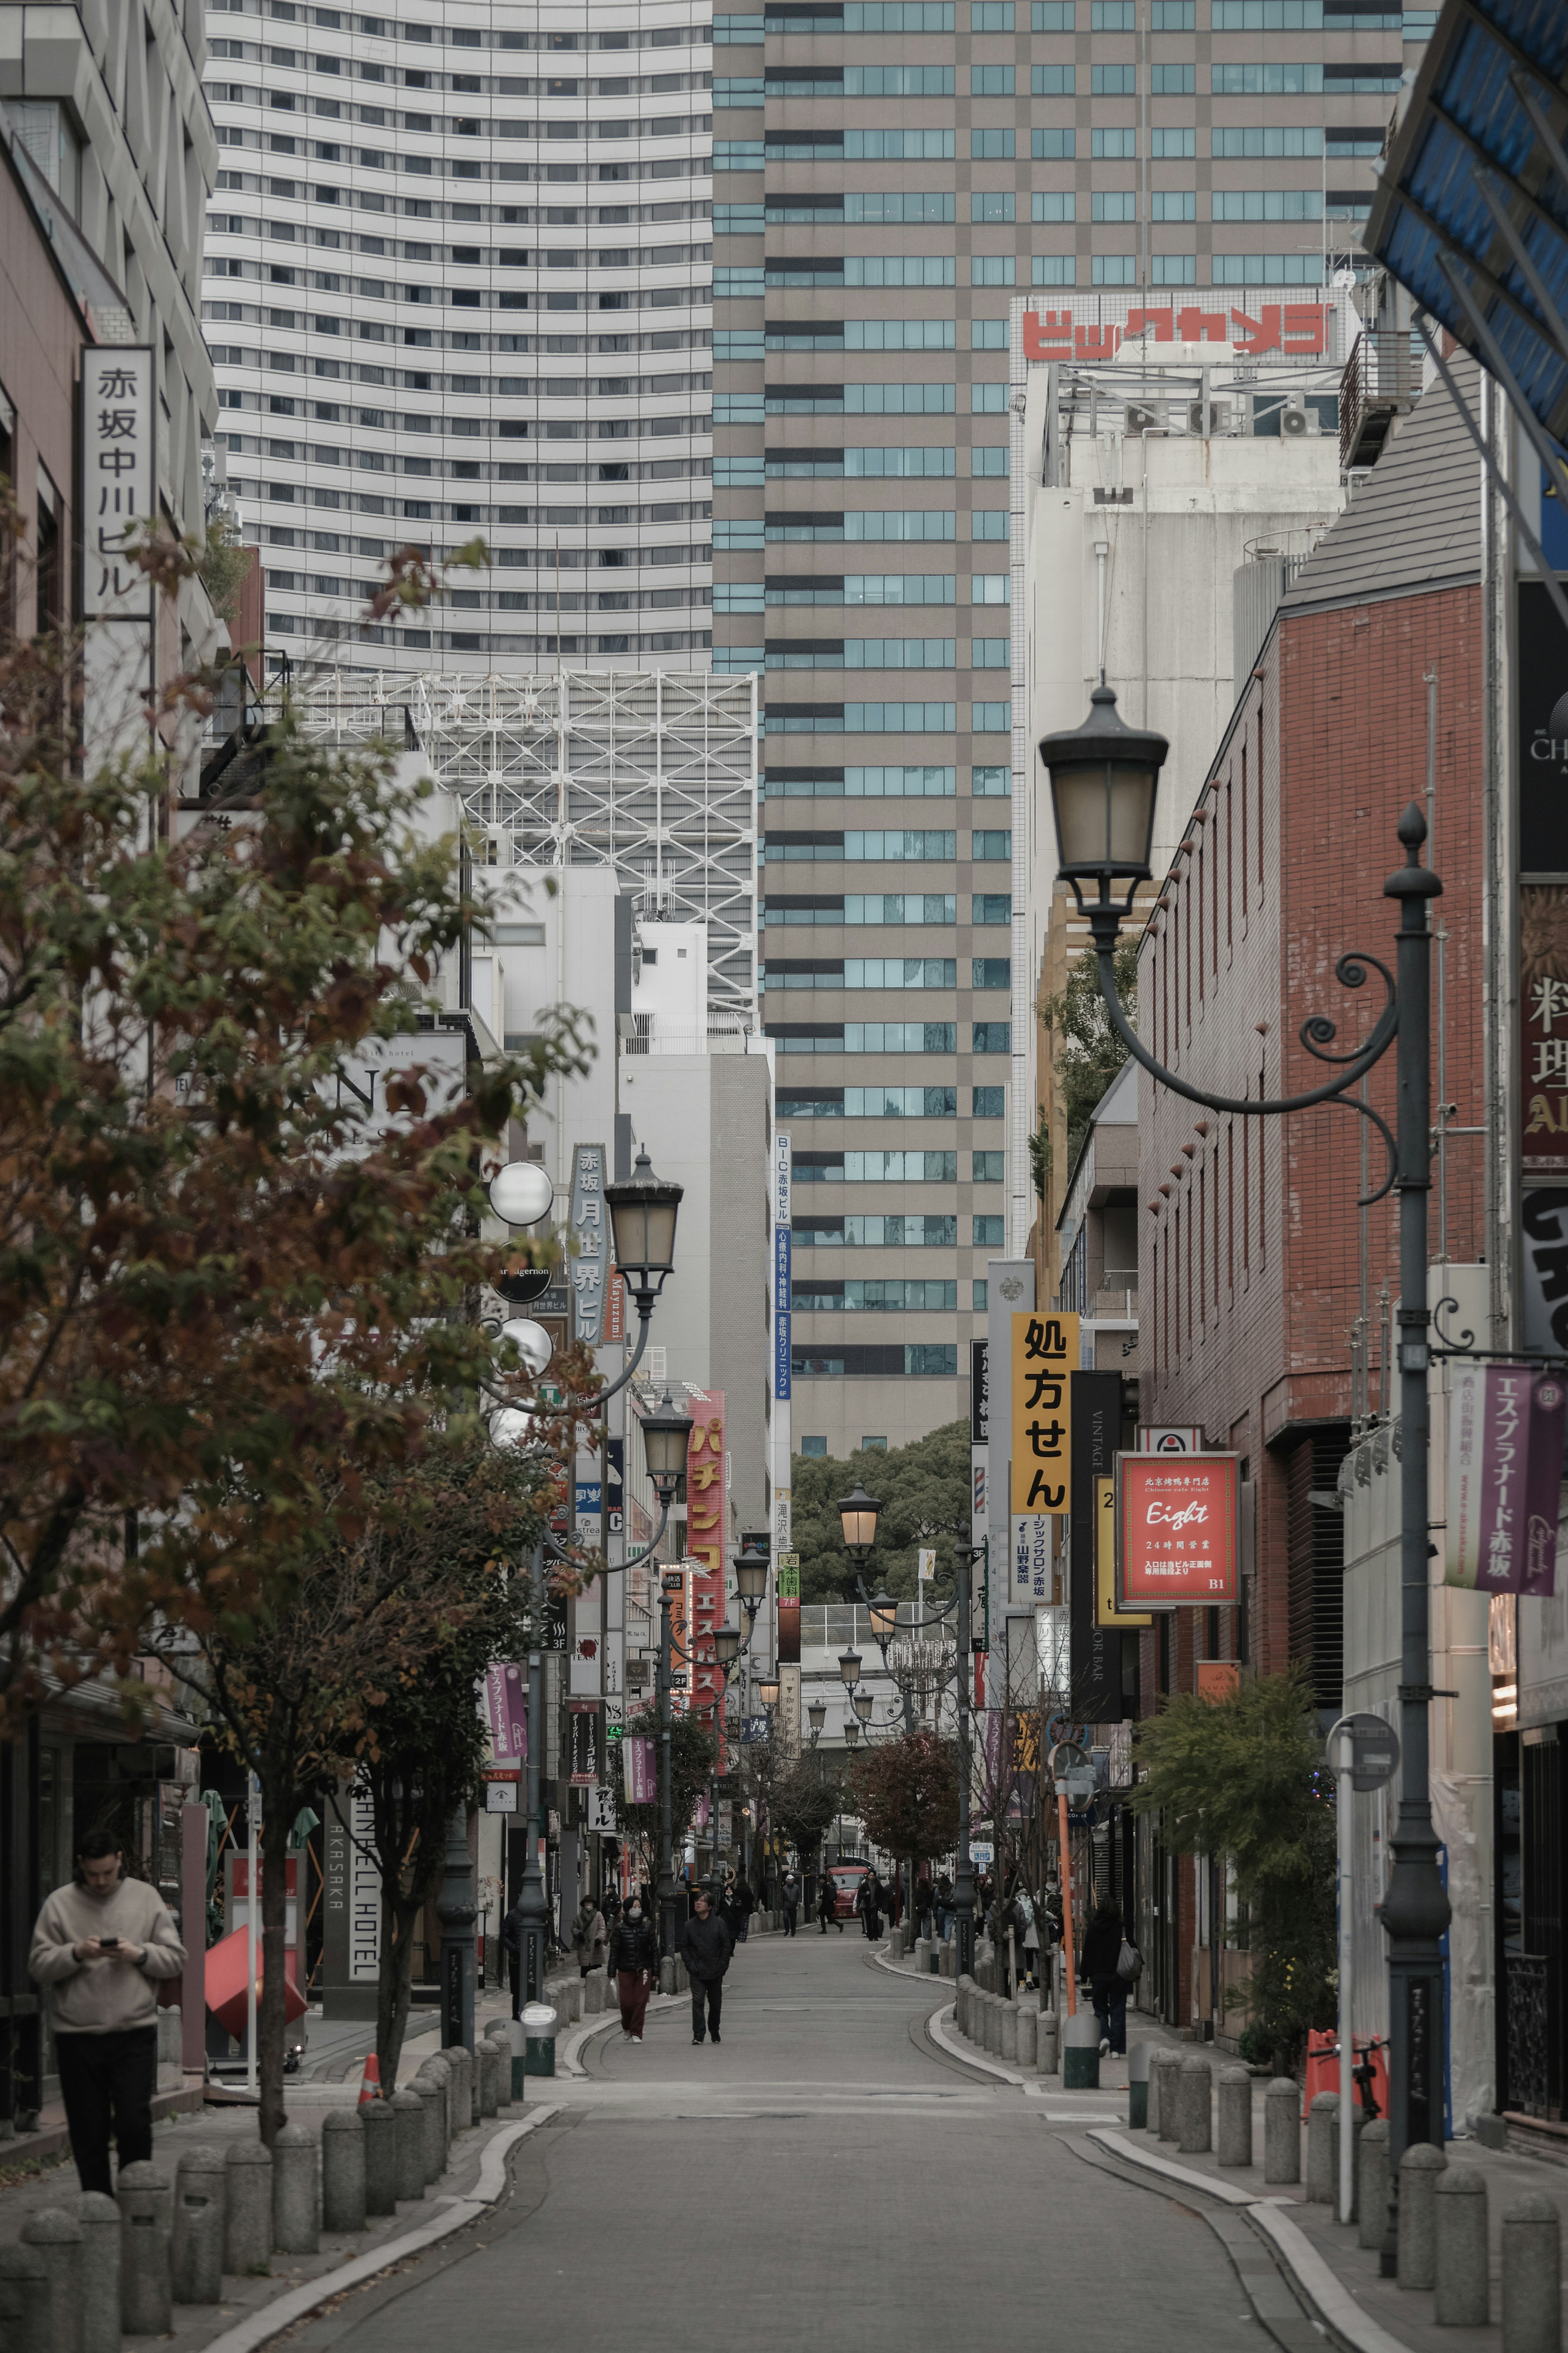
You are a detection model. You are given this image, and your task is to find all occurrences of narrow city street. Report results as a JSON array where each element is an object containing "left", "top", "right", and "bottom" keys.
[{"left": 318, "top": 1936, "right": 1260, "bottom": 2353}]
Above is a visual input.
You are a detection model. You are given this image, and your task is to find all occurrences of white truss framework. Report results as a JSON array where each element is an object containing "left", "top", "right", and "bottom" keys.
[{"left": 281, "top": 668, "right": 762, "bottom": 1026}]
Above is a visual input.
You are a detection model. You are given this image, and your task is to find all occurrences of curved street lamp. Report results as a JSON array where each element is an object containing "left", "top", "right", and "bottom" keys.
[
  {"left": 838, "top": 1646, "right": 862, "bottom": 1688},
  {"left": 837, "top": 1481, "right": 882, "bottom": 1568},
  {"left": 807, "top": 1698, "right": 826, "bottom": 1746},
  {"left": 1044, "top": 682, "right": 1448, "bottom": 2242}
]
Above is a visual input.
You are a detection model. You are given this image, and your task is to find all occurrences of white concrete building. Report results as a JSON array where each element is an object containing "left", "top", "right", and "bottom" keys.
[{"left": 201, "top": 0, "right": 713, "bottom": 674}]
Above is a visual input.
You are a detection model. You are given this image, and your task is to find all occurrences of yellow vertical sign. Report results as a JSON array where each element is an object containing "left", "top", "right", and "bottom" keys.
[
  {"left": 1009, "top": 1310, "right": 1080, "bottom": 1514},
  {"left": 1095, "top": 1472, "right": 1152, "bottom": 1627}
]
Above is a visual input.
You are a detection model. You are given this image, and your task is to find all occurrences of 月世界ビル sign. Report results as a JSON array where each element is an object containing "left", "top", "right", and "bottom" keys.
[{"left": 1115, "top": 1453, "right": 1240, "bottom": 1610}]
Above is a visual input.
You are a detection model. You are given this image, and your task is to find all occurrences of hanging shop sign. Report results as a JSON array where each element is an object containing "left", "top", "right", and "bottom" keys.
[
  {"left": 1115, "top": 1453, "right": 1241, "bottom": 1610},
  {"left": 569, "top": 1143, "right": 608, "bottom": 1345},
  {"left": 1095, "top": 1474, "right": 1151, "bottom": 1629},
  {"left": 1445, "top": 1360, "right": 1566, "bottom": 1597},
  {"left": 1009, "top": 1312, "right": 1080, "bottom": 1514}
]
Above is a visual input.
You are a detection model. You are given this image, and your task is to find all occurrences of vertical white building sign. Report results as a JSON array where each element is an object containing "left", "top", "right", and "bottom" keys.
[{"left": 80, "top": 346, "right": 155, "bottom": 773}]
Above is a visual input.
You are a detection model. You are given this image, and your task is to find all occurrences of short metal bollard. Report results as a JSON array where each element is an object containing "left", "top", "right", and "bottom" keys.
[
  {"left": 71, "top": 2193, "right": 121, "bottom": 2353},
  {"left": 1062, "top": 2008, "right": 1101, "bottom": 2090},
  {"left": 171, "top": 2146, "right": 226, "bottom": 2304},
  {"left": 1396, "top": 2142, "right": 1447, "bottom": 2290},
  {"left": 1038, "top": 2008, "right": 1060, "bottom": 2077},
  {"left": 1358, "top": 2120, "right": 1390, "bottom": 2253},
  {"left": 1433, "top": 2168, "right": 1489, "bottom": 2327},
  {"left": 1306, "top": 2092, "right": 1339, "bottom": 2204},
  {"left": 322, "top": 2109, "right": 367, "bottom": 2233},
  {"left": 390, "top": 2086, "right": 427, "bottom": 2202},
  {"left": 477, "top": 2038, "right": 501, "bottom": 2119},
  {"left": 1263, "top": 2077, "right": 1301, "bottom": 2185},
  {"left": 522, "top": 2001, "right": 559, "bottom": 2079},
  {"left": 0, "top": 2240, "right": 54, "bottom": 2353},
  {"left": 362, "top": 2099, "right": 398, "bottom": 2217},
  {"left": 116, "top": 2161, "right": 173, "bottom": 2337},
  {"left": 21, "top": 2207, "right": 82, "bottom": 2353},
  {"left": 1017, "top": 2004, "right": 1037, "bottom": 2070},
  {"left": 272, "top": 2119, "right": 320, "bottom": 2257},
  {"left": 225, "top": 2141, "right": 273, "bottom": 2275},
  {"left": 413, "top": 2074, "right": 448, "bottom": 2186},
  {"left": 1501, "top": 2190, "right": 1561, "bottom": 2353},
  {"left": 1216, "top": 2066, "right": 1252, "bottom": 2167},
  {"left": 1176, "top": 2054, "right": 1212, "bottom": 2154}
]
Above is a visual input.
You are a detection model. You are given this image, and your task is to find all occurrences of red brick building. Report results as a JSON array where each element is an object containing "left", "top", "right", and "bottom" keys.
[{"left": 1133, "top": 359, "right": 1487, "bottom": 2032}]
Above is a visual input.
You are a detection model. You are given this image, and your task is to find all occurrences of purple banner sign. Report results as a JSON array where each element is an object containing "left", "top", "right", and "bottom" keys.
[
  {"left": 483, "top": 1664, "right": 528, "bottom": 1762},
  {"left": 1447, "top": 1363, "right": 1566, "bottom": 1595},
  {"left": 622, "top": 1735, "right": 657, "bottom": 1806}
]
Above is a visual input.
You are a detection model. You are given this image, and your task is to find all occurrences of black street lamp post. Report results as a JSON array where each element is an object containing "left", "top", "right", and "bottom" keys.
[{"left": 1042, "top": 682, "right": 1448, "bottom": 2258}]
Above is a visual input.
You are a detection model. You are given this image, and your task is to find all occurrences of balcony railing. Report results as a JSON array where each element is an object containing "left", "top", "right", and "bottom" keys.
[{"left": 1339, "top": 329, "right": 1420, "bottom": 469}]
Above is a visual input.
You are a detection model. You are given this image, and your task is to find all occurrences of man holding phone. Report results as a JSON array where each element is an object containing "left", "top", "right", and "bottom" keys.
[{"left": 29, "top": 1827, "right": 188, "bottom": 2196}]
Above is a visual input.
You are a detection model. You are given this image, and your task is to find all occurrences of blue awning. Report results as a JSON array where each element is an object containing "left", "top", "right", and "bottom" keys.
[{"left": 1365, "top": 0, "right": 1568, "bottom": 446}]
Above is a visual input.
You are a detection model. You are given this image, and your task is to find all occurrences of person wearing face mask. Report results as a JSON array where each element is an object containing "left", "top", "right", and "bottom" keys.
[{"left": 607, "top": 1894, "right": 659, "bottom": 2043}]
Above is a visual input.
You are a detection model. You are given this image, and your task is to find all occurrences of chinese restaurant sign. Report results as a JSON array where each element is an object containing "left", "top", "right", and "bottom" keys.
[
  {"left": 1010, "top": 1312, "right": 1080, "bottom": 1514},
  {"left": 1445, "top": 1360, "right": 1565, "bottom": 1597},
  {"left": 1115, "top": 1454, "right": 1240, "bottom": 1609}
]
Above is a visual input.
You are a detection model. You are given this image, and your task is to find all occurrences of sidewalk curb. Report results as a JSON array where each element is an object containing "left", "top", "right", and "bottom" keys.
[
  {"left": 555, "top": 1995, "right": 681, "bottom": 2078},
  {"left": 924, "top": 2002, "right": 1033, "bottom": 2087},
  {"left": 193, "top": 2105, "right": 563, "bottom": 2353},
  {"left": 1081, "top": 2128, "right": 1420, "bottom": 2353}
]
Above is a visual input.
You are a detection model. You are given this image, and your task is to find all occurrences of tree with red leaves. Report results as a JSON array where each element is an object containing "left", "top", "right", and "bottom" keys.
[{"left": 851, "top": 1729, "right": 960, "bottom": 1916}]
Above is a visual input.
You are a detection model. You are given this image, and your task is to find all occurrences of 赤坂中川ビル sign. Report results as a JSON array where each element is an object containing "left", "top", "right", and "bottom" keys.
[{"left": 1115, "top": 1454, "right": 1240, "bottom": 1610}]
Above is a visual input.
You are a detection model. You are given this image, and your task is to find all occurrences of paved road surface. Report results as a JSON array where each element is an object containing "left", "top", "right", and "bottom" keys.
[{"left": 308, "top": 1931, "right": 1262, "bottom": 2350}]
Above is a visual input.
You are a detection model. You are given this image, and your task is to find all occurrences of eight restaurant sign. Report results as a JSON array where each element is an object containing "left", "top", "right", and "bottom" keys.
[{"left": 1115, "top": 1453, "right": 1241, "bottom": 1610}]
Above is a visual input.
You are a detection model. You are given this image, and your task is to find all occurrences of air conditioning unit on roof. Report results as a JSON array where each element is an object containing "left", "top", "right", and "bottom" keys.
[
  {"left": 1123, "top": 400, "right": 1161, "bottom": 435},
  {"left": 1281, "top": 393, "right": 1317, "bottom": 437}
]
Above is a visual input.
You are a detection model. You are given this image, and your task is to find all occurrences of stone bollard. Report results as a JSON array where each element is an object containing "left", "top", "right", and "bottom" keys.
[
  {"left": 956, "top": 1975, "right": 971, "bottom": 2036},
  {"left": 425, "top": 2049, "right": 459, "bottom": 2143},
  {"left": 0, "top": 2241, "right": 54, "bottom": 2353},
  {"left": 363, "top": 2099, "right": 398, "bottom": 2218},
  {"left": 1000, "top": 2003, "right": 1019, "bottom": 2065},
  {"left": 1434, "top": 2169, "right": 1489, "bottom": 2327},
  {"left": 171, "top": 2146, "right": 226, "bottom": 2305},
  {"left": 1038, "top": 2007, "right": 1060, "bottom": 2077},
  {"left": 1216, "top": 2066, "right": 1252, "bottom": 2168},
  {"left": 562, "top": 1978, "right": 584, "bottom": 2026},
  {"left": 21, "top": 2208, "right": 82, "bottom": 2353},
  {"left": 1501, "top": 2191, "right": 1561, "bottom": 2353},
  {"left": 1176, "top": 2054, "right": 1212, "bottom": 2154},
  {"left": 272, "top": 2119, "right": 320, "bottom": 2257},
  {"left": 322, "top": 2109, "right": 367, "bottom": 2234},
  {"left": 1358, "top": 2120, "right": 1390, "bottom": 2253},
  {"left": 1017, "top": 2004, "right": 1037, "bottom": 2070},
  {"left": 1263, "top": 2078, "right": 1301, "bottom": 2185},
  {"left": 390, "top": 2087, "right": 427, "bottom": 2203},
  {"left": 477, "top": 2038, "right": 501, "bottom": 2119},
  {"left": 1062, "top": 2007, "right": 1101, "bottom": 2090},
  {"left": 1396, "top": 2142, "right": 1447, "bottom": 2290},
  {"left": 225, "top": 2141, "right": 274, "bottom": 2275},
  {"left": 71, "top": 2195, "right": 120, "bottom": 2353},
  {"left": 1156, "top": 2052, "right": 1183, "bottom": 2143},
  {"left": 116, "top": 2161, "right": 173, "bottom": 2337},
  {"left": 413, "top": 2074, "right": 448, "bottom": 2186},
  {"left": 450, "top": 2047, "right": 474, "bottom": 2136},
  {"left": 1306, "top": 2092, "right": 1339, "bottom": 2204}
]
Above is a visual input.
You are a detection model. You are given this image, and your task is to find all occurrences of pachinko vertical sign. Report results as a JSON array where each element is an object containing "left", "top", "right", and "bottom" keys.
[
  {"left": 1446, "top": 1361, "right": 1566, "bottom": 1597},
  {"left": 685, "top": 1391, "right": 727, "bottom": 1715}
]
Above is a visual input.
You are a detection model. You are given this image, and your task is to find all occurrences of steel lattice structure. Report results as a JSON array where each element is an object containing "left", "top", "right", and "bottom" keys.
[{"left": 281, "top": 668, "right": 761, "bottom": 1025}]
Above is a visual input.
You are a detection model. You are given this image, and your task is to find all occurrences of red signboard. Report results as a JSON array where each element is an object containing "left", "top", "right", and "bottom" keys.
[
  {"left": 685, "top": 1389, "right": 727, "bottom": 1719},
  {"left": 1115, "top": 1453, "right": 1240, "bottom": 1610}
]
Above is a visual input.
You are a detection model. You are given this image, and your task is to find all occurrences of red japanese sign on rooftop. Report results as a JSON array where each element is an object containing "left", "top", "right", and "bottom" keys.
[
  {"left": 1115, "top": 1453, "right": 1241, "bottom": 1610},
  {"left": 1020, "top": 301, "right": 1330, "bottom": 366}
]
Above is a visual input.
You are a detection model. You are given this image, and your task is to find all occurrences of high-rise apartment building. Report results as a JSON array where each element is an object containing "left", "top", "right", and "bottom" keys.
[
  {"left": 201, "top": 0, "right": 714, "bottom": 674},
  {"left": 715, "top": 0, "right": 1419, "bottom": 1458}
]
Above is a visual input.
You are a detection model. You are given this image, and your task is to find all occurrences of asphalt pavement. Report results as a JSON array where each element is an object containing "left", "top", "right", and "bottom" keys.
[{"left": 305, "top": 1928, "right": 1263, "bottom": 2351}]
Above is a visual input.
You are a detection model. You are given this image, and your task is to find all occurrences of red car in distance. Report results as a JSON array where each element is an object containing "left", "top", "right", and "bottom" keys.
[{"left": 830, "top": 1861, "right": 869, "bottom": 1920}]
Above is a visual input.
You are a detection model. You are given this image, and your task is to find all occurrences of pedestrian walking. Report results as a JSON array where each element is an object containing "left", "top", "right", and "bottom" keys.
[
  {"left": 679, "top": 1887, "right": 733, "bottom": 2045},
  {"left": 28, "top": 1827, "right": 187, "bottom": 2198},
  {"left": 570, "top": 1892, "right": 607, "bottom": 1978},
  {"left": 817, "top": 1874, "right": 842, "bottom": 1934},
  {"left": 781, "top": 1871, "right": 800, "bottom": 1935},
  {"left": 601, "top": 1883, "right": 622, "bottom": 1934},
  {"left": 856, "top": 1870, "right": 883, "bottom": 1941},
  {"left": 1079, "top": 1896, "right": 1131, "bottom": 2056},
  {"left": 732, "top": 1874, "right": 755, "bottom": 1943},
  {"left": 1020, "top": 1887, "right": 1041, "bottom": 1988},
  {"left": 933, "top": 1873, "right": 953, "bottom": 1942},
  {"left": 608, "top": 1895, "right": 658, "bottom": 2043}
]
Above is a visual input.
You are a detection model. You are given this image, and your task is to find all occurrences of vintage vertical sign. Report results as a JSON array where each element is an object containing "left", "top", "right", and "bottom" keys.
[
  {"left": 776, "top": 1558, "right": 801, "bottom": 1662},
  {"left": 81, "top": 346, "right": 155, "bottom": 619},
  {"left": 1009, "top": 1313, "right": 1080, "bottom": 1513},
  {"left": 567, "top": 1701, "right": 600, "bottom": 1786},
  {"left": 664, "top": 1566, "right": 691, "bottom": 1714},
  {"left": 483, "top": 1664, "right": 528, "bottom": 1762},
  {"left": 685, "top": 1390, "right": 727, "bottom": 1719},
  {"left": 1094, "top": 1474, "right": 1151, "bottom": 1628},
  {"left": 569, "top": 1144, "right": 608, "bottom": 1345},
  {"left": 1070, "top": 1370, "right": 1125, "bottom": 1718},
  {"left": 1446, "top": 1361, "right": 1566, "bottom": 1596}
]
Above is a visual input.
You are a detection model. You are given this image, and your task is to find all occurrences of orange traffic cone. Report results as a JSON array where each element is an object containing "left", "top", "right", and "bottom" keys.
[{"left": 357, "top": 2052, "right": 381, "bottom": 2107}]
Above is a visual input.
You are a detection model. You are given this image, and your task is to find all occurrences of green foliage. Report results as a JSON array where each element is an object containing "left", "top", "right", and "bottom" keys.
[
  {"left": 1039, "top": 938, "right": 1139, "bottom": 1174},
  {"left": 1027, "top": 1106, "right": 1052, "bottom": 1207},
  {"left": 768, "top": 1745, "right": 845, "bottom": 1867},
  {"left": 852, "top": 1729, "right": 959, "bottom": 1864},
  {"left": 789, "top": 1420, "right": 971, "bottom": 1604},
  {"left": 619, "top": 1705, "right": 717, "bottom": 1851},
  {"left": 197, "top": 518, "right": 253, "bottom": 624},
  {"left": 1131, "top": 1667, "right": 1335, "bottom": 2068}
]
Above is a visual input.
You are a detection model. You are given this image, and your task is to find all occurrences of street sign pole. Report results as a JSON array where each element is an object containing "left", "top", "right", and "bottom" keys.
[{"left": 1325, "top": 1711, "right": 1401, "bottom": 2228}]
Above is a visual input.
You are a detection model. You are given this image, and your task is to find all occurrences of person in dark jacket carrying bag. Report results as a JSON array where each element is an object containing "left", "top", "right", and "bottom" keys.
[
  {"left": 1079, "top": 1896, "right": 1133, "bottom": 2057},
  {"left": 607, "top": 1897, "right": 659, "bottom": 2043},
  {"left": 678, "top": 1887, "right": 733, "bottom": 2044}
]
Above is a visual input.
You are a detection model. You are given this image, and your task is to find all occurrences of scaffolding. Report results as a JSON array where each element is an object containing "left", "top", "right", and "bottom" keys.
[{"left": 281, "top": 667, "right": 762, "bottom": 1026}]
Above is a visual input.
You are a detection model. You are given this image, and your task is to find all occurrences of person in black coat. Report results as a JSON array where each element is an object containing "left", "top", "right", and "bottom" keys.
[
  {"left": 731, "top": 1875, "right": 755, "bottom": 1942},
  {"left": 1079, "top": 1896, "right": 1129, "bottom": 2056},
  {"left": 817, "top": 1874, "right": 842, "bottom": 1934},
  {"left": 678, "top": 1887, "right": 733, "bottom": 2044},
  {"left": 607, "top": 1896, "right": 659, "bottom": 2042}
]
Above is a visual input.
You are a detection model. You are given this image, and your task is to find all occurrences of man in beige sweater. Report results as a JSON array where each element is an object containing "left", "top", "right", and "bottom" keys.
[{"left": 29, "top": 1825, "right": 188, "bottom": 2195}]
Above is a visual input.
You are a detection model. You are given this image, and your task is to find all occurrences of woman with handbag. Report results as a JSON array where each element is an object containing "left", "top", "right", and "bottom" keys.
[{"left": 1078, "top": 1896, "right": 1134, "bottom": 2057}]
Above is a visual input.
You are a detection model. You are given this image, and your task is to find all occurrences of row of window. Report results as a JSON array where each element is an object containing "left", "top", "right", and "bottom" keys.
[
  {"left": 747, "top": 700, "right": 1013, "bottom": 729},
  {"left": 764, "top": 1021, "right": 999, "bottom": 1049},
  {"left": 251, "top": 474, "right": 707, "bottom": 513},
  {"left": 760, "top": 638, "right": 1009, "bottom": 667},
  {"left": 792, "top": 1213, "right": 1002, "bottom": 1244},
  {"left": 764, "top": 958, "right": 1003, "bottom": 987},
  {"left": 780, "top": 1086, "right": 1005, "bottom": 1116},
  {"left": 213, "top": 13, "right": 704, "bottom": 50},
  {"left": 766, "top": 903, "right": 1009, "bottom": 935},
  {"left": 215, "top": 175, "right": 710, "bottom": 222},
  {"left": 715, "top": 519, "right": 1004, "bottom": 549},
  {"left": 793, "top": 1151, "right": 1004, "bottom": 1180},
  {"left": 793, "top": 1280, "right": 964, "bottom": 1308},
  {"left": 791, "top": 1347, "right": 960, "bottom": 1378},
  {"left": 221, "top": 366, "right": 713, "bottom": 405},
  {"left": 741, "top": 61, "right": 1395, "bottom": 96},
  {"left": 1025, "top": 252, "right": 1329, "bottom": 283},
  {"left": 206, "top": 305, "right": 713, "bottom": 359},
  {"left": 253, "top": 510, "right": 709, "bottom": 558},
  {"left": 267, "top": 575, "right": 712, "bottom": 614},
  {"left": 737, "top": 127, "right": 1385, "bottom": 164},
  {"left": 266, "top": 617, "right": 714, "bottom": 656},
  {"left": 217, "top": 61, "right": 712, "bottom": 96},
  {"left": 213, "top": 225, "right": 715, "bottom": 269},
  {"left": 221, "top": 89, "right": 717, "bottom": 135},
  {"left": 752, "top": 454, "right": 1006, "bottom": 482},
  {"left": 762, "top": 765, "right": 1009, "bottom": 796},
  {"left": 726, "top": 575, "right": 1006, "bottom": 604},
  {"left": 765, "top": 829, "right": 999, "bottom": 855},
  {"left": 220, "top": 134, "right": 709, "bottom": 177},
  {"left": 727, "top": 0, "right": 1395, "bottom": 25},
  {"left": 223, "top": 273, "right": 711, "bottom": 314}
]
